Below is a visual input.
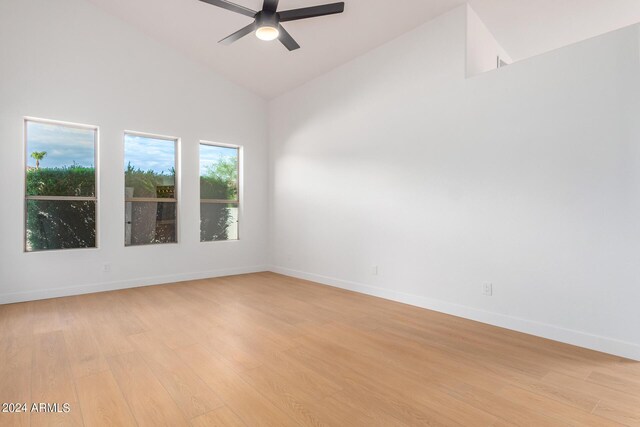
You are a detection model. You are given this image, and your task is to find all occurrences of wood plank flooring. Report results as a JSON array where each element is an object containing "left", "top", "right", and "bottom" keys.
[{"left": 0, "top": 272, "right": 639, "bottom": 426}]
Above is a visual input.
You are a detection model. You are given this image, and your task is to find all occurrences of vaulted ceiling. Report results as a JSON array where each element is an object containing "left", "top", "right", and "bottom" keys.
[{"left": 86, "top": 0, "right": 640, "bottom": 98}]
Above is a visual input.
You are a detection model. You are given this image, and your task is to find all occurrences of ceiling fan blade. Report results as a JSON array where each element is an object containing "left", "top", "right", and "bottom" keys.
[
  {"left": 278, "top": 2, "right": 344, "bottom": 22},
  {"left": 199, "top": 0, "right": 257, "bottom": 18},
  {"left": 219, "top": 22, "right": 257, "bottom": 45},
  {"left": 278, "top": 25, "right": 300, "bottom": 51},
  {"left": 262, "top": 0, "right": 279, "bottom": 13}
]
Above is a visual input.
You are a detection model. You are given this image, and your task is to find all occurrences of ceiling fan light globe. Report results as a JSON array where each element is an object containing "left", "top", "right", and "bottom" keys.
[{"left": 256, "top": 26, "right": 280, "bottom": 41}]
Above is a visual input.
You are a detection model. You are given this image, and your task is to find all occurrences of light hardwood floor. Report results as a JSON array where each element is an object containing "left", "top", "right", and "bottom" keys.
[{"left": 1, "top": 272, "right": 639, "bottom": 426}]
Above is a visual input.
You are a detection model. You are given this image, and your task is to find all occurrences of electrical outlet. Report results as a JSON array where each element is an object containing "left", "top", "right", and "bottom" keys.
[
  {"left": 371, "top": 265, "right": 378, "bottom": 276},
  {"left": 482, "top": 282, "right": 493, "bottom": 296},
  {"left": 103, "top": 263, "right": 112, "bottom": 273}
]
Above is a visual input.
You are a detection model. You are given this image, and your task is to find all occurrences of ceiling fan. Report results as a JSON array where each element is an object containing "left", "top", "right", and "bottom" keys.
[{"left": 198, "top": 0, "right": 345, "bottom": 51}]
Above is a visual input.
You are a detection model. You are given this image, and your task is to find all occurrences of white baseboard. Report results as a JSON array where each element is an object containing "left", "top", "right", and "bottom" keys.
[
  {"left": 0, "top": 265, "right": 269, "bottom": 305},
  {"left": 270, "top": 266, "right": 640, "bottom": 362}
]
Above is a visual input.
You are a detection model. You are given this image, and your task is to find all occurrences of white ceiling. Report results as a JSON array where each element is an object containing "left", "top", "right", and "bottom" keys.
[
  {"left": 469, "top": 0, "right": 640, "bottom": 62},
  {"left": 86, "top": 0, "right": 640, "bottom": 99}
]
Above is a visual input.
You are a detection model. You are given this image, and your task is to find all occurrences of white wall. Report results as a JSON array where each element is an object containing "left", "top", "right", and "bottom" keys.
[
  {"left": 0, "top": 0, "right": 269, "bottom": 303},
  {"left": 466, "top": 5, "right": 512, "bottom": 76},
  {"left": 269, "top": 6, "right": 640, "bottom": 360}
]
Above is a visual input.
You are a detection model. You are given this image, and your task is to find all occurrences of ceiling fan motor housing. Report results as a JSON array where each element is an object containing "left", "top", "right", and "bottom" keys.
[{"left": 256, "top": 10, "right": 279, "bottom": 29}]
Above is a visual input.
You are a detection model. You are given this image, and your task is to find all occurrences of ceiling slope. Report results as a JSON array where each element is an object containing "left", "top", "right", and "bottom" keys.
[{"left": 86, "top": 0, "right": 640, "bottom": 99}]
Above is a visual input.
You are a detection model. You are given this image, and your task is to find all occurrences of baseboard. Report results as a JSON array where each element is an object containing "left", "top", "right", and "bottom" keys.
[
  {"left": 0, "top": 265, "right": 269, "bottom": 305},
  {"left": 270, "top": 266, "right": 640, "bottom": 361}
]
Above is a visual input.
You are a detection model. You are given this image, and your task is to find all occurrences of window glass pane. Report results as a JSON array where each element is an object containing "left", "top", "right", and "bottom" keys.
[
  {"left": 200, "top": 203, "right": 238, "bottom": 242},
  {"left": 26, "top": 200, "right": 96, "bottom": 251},
  {"left": 200, "top": 144, "right": 239, "bottom": 243},
  {"left": 199, "top": 145, "right": 238, "bottom": 200},
  {"left": 124, "top": 134, "right": 176, "bottom": 199},
  {"left": 124, "top": 133, "right": 177, "bottom": 247},
  {"left": 125, "top": 201, "right": 177, "bottom": 246},
  {"left": 26, "top": 121, "right": 96, "bottom": 197}
]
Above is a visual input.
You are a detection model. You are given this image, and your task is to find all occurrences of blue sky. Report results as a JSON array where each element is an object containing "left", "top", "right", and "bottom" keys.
[
  {"left": 125, "top": 134, "right": 176, "bottom": 174},
  {"left": 200, "top": 144, "right": 237, "bottom": 176},
  {"left": 26, "top": 121, "right": 95, "bottom": 168},
  {"left": 26, "top": 122, "right": 236, "bottom": 175}
]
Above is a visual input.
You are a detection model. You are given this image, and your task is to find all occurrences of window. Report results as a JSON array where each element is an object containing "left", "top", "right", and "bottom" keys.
[
  {"left": 24, "top": 119, "right": 98, "bottom": 252},
  {"left": 200, "top": 143, "right": 239, "bottom": 241},
  {"left": 124, "top": 132, "right": 178, "bottom": 246}
]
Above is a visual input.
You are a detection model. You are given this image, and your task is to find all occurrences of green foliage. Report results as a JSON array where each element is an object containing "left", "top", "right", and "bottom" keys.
[
  {"left": 26, "top": 166, "right": 95, "bottom": 197},
  {"left": 200, "top": 156, "right": 238, "bottom": 241},
  {"left": 200, "top": 204, "right": 234, "bottom": 242},
  {"left": 30, "top": 151, "right": 47, "bottom": 169},
  {"left": 200, "top": 175, "right": 232, "bottom": 200},
  {"left": 24, "top": 156, "right": 237, "bottom": 249},
  {"left": 26, "top": 200, "right": 95, "bottom": 251},
  {"left": 25, "top": 166, "right": 96, "bottom": 251},
  {"left": 125, "top": 163, "right": 175, "bottom": 198},
  {"left": 30, "top": 151, "right": 47, "bottom": 160},
  {"left": 202, "top": 156, "right": 238, "bottom": 200}
]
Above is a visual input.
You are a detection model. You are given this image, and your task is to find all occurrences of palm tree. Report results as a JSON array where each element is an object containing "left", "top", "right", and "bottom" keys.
[{"left": 30, "top": 151, "right": 47, "bottom": 170}]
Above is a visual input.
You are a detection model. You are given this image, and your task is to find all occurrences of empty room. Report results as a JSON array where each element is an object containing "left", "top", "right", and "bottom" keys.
[{"left": 1, "top": 0, "right": 640, "bottom": 425}]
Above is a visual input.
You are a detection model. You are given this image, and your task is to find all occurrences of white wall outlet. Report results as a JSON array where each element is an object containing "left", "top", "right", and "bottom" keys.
[
  {"left": 103, "top": 263, "right": 112, "bottom": 273},
  {"left": 371, "top": 265, "right": 378, "bottom": 275},
  {"left": 482, "top": 282, "right": 493, "bottom": 296}
]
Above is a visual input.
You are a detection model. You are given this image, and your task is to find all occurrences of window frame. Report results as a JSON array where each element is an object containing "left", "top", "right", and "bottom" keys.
[
  {"left": 23, "top": 117, "right": 100, "bottom": 253},
  {"left": 124, "top": 130, "right": 180, "bottom": 247},
  {"left": 199, "top": 140, "right": 241, "bottom": 242}
]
